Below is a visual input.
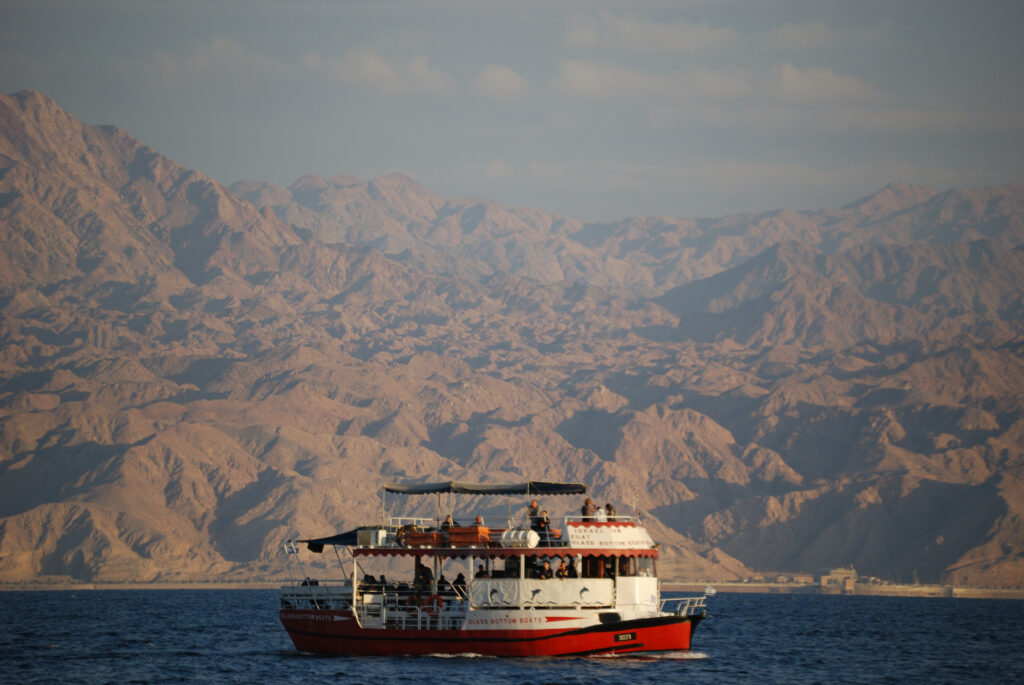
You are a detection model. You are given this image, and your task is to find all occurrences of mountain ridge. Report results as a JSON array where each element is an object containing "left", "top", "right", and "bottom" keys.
[{"left": 2, "top": 91, "right": 1023, "bottom": 588}]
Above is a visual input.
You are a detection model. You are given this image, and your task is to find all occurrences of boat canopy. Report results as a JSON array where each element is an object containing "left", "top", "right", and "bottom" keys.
[
  {"left": 300, "top": 529, "right": 360, "bottom": 552},
  {"left": 353, "top": 546, "right": 658, "bottom": 559},
  {"left": 383, "top": 481, "right": 587, "bottom": 496}
]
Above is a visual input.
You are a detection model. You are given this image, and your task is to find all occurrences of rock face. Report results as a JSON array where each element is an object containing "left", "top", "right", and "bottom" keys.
[{"left": 2, "top": 90, "right": 1024, "bottom": 587}]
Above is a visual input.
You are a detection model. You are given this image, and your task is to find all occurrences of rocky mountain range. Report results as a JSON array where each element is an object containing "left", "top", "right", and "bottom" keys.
[{"left": 2, "top": 90, "right": 1023, "bottom": 587}]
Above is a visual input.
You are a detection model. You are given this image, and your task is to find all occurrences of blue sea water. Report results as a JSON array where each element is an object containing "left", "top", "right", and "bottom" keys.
[{"left": 1, "top": 589, "right": 1022, "bottom": 683}]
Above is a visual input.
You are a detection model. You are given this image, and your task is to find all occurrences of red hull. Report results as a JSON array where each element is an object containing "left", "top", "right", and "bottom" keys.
[{"left": 280, "top": 610, "right": 701, "bottom": 656}]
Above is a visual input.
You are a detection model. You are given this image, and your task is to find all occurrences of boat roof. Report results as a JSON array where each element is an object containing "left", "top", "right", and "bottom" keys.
[
  {"left": 383, "top": 480, "right": 587, "bottom": 495},
  {"left": 353, "top": 546, "right": 657, "bottom": 559}
]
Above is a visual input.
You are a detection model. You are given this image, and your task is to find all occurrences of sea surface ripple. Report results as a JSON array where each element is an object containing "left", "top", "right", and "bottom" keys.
[{"left": 1, "top": 589, "right": 1021, "bottom": 683}]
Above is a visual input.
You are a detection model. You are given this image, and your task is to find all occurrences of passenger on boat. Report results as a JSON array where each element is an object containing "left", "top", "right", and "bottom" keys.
[
  {"left": 440, "top": 514, "right": 457, "bottom": 531},
  {"left": 437, "top": 574, "right": 452, "bottom": 594},
  {"left": 414, "top": 557, "right": 433, "bottom": 589},
  {"left": 595, "top": 505, "right": 608, "bottom": 522},
  {"left": 555, "top": 560, "right": 569, "bottom": 579},
  {"left": 474, "top": 515, "right": 485, "bottom": 525},
  {"left": 535, "top": 559, "right": 553, "bottom": 579},
  {"left": 475, "top": 564, "right": 489, "bottom": 578},
  {"left": 605, "top": 503, "right": 616, "bottom": 520},
  {"left": 567, "top": 558, "right": 579, "bottom": 578},
  {"left": 453, "top": 572, "right": 467, "bottom": 596},
  {"left": 533, "top": 510, "right": 552, "bottom": 544},
  {"left": 581, "top": 497, "right": 597, "bottom": 519}
]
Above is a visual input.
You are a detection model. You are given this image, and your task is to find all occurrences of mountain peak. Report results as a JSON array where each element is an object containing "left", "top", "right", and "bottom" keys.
[{"left": 842, "top": 182, "right": 937, "bottom": 214}]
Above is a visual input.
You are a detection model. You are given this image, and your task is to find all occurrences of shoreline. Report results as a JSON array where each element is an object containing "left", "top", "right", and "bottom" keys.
[
  {"left": 3, "top": 579, "right": 1022, "bottom": 600},
  {"left": 665, "top": 581, "right": 1024, "bottom": 600},
  {"left": 0, "top": 581, "right": 286, "bottom": 591}
]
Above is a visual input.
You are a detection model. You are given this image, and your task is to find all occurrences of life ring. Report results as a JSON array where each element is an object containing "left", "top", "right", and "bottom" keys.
[{"left": 423, "top": 594, "right": 443, "bottom": 615}]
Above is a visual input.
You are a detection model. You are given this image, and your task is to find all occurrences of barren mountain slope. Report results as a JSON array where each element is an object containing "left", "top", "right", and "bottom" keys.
[
  {"left": 0, "top": 92, "right": 742, "bottom": 583},
  {"left": 236, "top": 176, "right": 1024, "bottom": 298},
  {"left": 2, "top": 91, "right": 1023, "bottom": 587}
]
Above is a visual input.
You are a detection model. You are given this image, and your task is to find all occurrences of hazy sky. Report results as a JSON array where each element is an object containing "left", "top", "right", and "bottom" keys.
[{"left": 3, "top": 0, "right": 1023, "bottom": 220}]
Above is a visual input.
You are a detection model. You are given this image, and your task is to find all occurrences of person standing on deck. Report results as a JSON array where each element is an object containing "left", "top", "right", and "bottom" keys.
[
  {"left": 581, "top": 497, "right": 597, "bottom": 519},
  {"left": 534, "top": 510, "right": 552, "bottom": 545}
]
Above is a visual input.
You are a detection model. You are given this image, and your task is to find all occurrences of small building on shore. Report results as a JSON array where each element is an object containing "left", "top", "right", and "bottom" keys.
[{"left": 819, "top": 567, "right": 857, "bottom": 594}]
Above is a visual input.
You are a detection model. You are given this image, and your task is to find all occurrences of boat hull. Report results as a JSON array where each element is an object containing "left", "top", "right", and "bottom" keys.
[{"left": 280, "top": 610, "right": 702, "bottom": 656}]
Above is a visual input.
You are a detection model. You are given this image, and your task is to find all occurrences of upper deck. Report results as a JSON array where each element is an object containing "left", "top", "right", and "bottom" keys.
[
  {"left": 297, "top": 480, "right": 660, "bottom": 564},
  {"left": 332, "top": 517, "right": 659, "bottom": 559}
]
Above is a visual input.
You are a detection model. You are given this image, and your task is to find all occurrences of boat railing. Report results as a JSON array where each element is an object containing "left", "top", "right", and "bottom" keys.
[
  {"left": 659, "top": 593, "right": 708, "bottom": 617},
  {"left": 359, "top": 586, "right": 468, "bottom": 630},
  {"left": 280, "top": 579, "right": 352, "bottom": 611},
  {"left": 388, "top": 517, "right": 434, "bottom": 529},
  {"left": 562, "top": 515, "right": 640, "bottom": 524}
]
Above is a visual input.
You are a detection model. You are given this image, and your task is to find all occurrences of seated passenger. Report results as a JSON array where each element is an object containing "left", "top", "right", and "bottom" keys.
[
  {"left": 535, "top": 559, "right": 553, "bottom": 580},
  {"left": 414, "top": 557, "right": 433, "bottom": 590},
  {"left": 440, "top": 514, "right": 458, "bottom": 531},
  {"left": 474, "top": 564, "right": 489, "bottom": 579},
  {"left": 555, "top": 560, "right": 569, "bottom": 579},
  {"left": 605, "top": 503, "right": 616, "bottom": 520}
]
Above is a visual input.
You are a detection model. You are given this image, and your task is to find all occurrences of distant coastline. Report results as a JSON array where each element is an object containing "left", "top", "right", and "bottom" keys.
[{"left": 667, "top": 581, "right": 1024, "bottom": 601}]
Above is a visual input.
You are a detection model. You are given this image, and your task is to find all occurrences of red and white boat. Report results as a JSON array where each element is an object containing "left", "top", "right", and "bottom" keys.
[{"left": 279, "top": 481, "right": 708, "bottom": 657}]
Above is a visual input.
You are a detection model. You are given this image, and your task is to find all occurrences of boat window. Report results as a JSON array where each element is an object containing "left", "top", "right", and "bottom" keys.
[
  {"left": 500, "top": 556, "right": 520, "bottom": 579},
  {"left": 638, "top": 556, "right": 655, "bottom": 577},
  {"left": 582, "top": 555, "right": 605, "bottom": 578}
]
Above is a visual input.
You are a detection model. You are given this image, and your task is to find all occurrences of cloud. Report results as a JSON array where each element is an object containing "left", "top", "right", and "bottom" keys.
[
  {"left": 474, "top": 65, "right": 529, "bottom": 101},
  {"left": 549, "top": 60, "right": 669, "bottom": 99},
  {"left": 482, "top": 159, "right": 517, "bottom": 180},
  {"left": 768, "top": 21, "right": 835, "bottom": 52},
  {"left": 548, "top": 61, "right": 752, "bottom": 102},
  {"left": 769, "top": 62, "right": 880, "bottom": 103},
  {"left": 565, "top": 10, "right": 740, "bottom": 53},
  {"left": 768, "top": 20, "right": 891, "bottom": 52},
  {"left": 302, "top": 49, "right": 454, "bottom": 94},
  {"left": 550, "top": 59, "right": 877, "bottom": 106},
  {"left": 111, "top": 36, "right": 286, "bottom": 92}
]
